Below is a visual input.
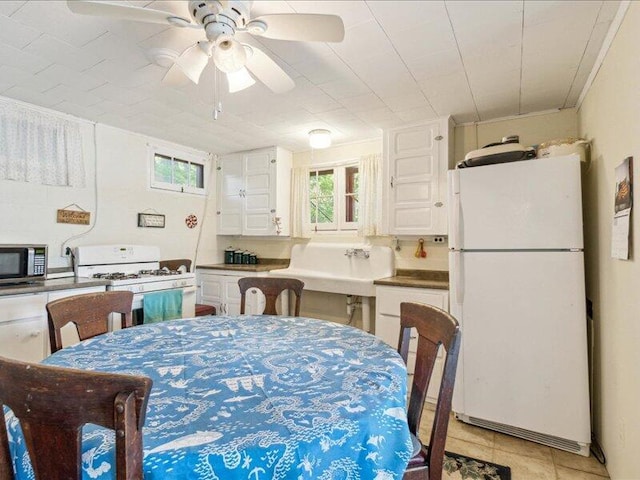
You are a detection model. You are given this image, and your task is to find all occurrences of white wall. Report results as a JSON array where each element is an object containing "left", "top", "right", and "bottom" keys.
[
  {"left": 0, "top": 102, "right": 218, "bottom": 269},
  {"left": 577, "top": 3, "right": 640, "bottom": 478}
]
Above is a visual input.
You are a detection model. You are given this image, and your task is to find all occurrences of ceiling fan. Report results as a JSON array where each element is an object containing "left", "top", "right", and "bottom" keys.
[{"left": 67, "top": 0, "right": 345, "bottom": 94}]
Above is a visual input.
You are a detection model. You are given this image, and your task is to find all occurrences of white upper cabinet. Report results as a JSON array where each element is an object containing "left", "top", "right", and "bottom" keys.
[
  {"left": 216, "top": 146, "right": 292, "bottom": 236},
  {"left": 383, "top": 117, "right": 453, "bottom": 235}
]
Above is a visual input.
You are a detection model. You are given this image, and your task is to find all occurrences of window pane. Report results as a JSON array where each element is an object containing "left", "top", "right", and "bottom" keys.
[
  {"left": 190, "top": 163, "right": 204, "bottom": 188},
  {"left": 345, "top": 166, "right": 359, "bottom": 223},
  {"left": 154, "top": 155, "right": 172, "bottom": 183},
  {"left": 310, "top": 200, "right": 317, "bottom": 223},
  {"left": 318, "top": 196, "right": 334, "bottom": 223},
  {"left": 317, "top": 169, "right": 334, "bottom": 196},
  {"left": 174, "top": 159, "right": 189, "bottom": 186},
  {"left": 345, "top": 166, "right": 359, "bottom": 194}
]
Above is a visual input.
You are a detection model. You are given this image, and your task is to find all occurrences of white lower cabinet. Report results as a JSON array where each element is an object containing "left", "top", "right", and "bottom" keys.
[
  {"left": 0, "top": 286, "right": 107, "bottom": 362},
  {"left": 197, "top": 270, "right": 266, "bottom": 316},
  {"left": 375, "top": 285, "right": 449, "bottom": 403},
  {"left": 0, "top": 293, "right": 48, "bottom": 363}
]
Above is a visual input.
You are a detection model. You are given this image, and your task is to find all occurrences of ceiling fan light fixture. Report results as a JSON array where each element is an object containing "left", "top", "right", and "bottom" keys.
[
  {"left": 227, "top": 67, "right": 256, "bottom": 93},
  {"left": 309, "top": 129, "right": 332, "bottom": 149},
  {"left": 213, "top": 36, "right": 247, "bottom": 73},
  {"left": 176, "top": 42, "right": 212, "bottom": 84}
]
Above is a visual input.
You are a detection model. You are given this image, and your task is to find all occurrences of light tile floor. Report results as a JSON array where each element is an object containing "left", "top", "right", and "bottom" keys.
[{"left": 418, "top": 406, "right": 609, "bottom": 480}]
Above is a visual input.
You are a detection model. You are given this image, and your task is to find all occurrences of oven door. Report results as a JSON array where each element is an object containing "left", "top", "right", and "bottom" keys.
[{"left": 128, "top": 286, "right": 197, "bottom": 326}]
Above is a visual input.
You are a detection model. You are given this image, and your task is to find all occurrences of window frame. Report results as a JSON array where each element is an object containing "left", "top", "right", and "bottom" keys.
[
  {"left": 148, "top": 145, "right": 208, "bottom": 195},
  {"left": 308, "top": 161, "right": 359, "bottom": 233}
]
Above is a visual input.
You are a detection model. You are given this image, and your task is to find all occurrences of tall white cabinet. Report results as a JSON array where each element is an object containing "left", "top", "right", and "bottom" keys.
[
  {"left": 383, "top": 117, "right": 453, "bottom": 235},
  {"left": 216, "top": 146, "right": 292, "bottom": 236}
]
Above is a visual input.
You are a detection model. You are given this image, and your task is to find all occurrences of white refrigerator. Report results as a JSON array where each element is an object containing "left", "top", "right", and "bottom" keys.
[{"left": 448, "top": 154, "right": 591, "bottom": 456}]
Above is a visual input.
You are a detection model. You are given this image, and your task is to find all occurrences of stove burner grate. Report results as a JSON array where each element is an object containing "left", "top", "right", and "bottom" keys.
[{"left": 92, "top": 272, "right": 140, "bottom": 280}]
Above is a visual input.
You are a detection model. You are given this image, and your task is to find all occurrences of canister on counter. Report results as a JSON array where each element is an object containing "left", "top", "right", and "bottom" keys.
[
  {"left": 242, "top": 251, "right": 251, "bottom": 264},
  {"left": 249, "top": 254, "right": 257, "bottom": 265},
  {"left": 233, "top": 250, "right": 243, "bottom": 264},
  {"left": 224, "top": 247, "right": 235, "bottom": 264}
]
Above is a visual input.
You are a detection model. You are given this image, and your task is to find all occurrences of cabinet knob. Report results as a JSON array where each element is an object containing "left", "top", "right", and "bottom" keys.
[
  {"left": 30, "top": 331, "right": 41, "bottom": 338},
  {"left": 270, "top": 209, "right": 276, "bottom": 213},
  {"left": 390, "top": 176, "right": 394, "bottom": 188},
  {"left": 216, "top": 211, "right": 221, "bottom": 215},
  {"left": 435, "top": 202, "right": 443, "bottom": 207},
  {"left": 435, "top": 135, "right": 444, "bottom": 141},
  {"left": 270, "top": 159, "right": 276, "bottom": 163}
]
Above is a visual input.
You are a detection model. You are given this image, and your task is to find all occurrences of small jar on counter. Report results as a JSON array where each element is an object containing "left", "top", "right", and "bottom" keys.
[
  {"left": 233, "top": 250, "right": 243, "bottom": 264},
  {"left": 224, "top": 247, "right": 235, "bottom": 264},
  {"left": 242, "top": 251, "right": 251, "bottom": 264},
  {"left": 249, "top": 254, "right": 258, "bottom": 265}
]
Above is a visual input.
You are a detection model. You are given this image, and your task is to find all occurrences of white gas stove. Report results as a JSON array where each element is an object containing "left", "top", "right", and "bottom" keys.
[{"left": 74, "top": 245, "right": 196, "bottom": 318}]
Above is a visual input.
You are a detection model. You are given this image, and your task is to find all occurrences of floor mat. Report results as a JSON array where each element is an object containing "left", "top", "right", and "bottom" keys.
[{"left": 444, "top": 451, "right": 511, "bottom": 480}]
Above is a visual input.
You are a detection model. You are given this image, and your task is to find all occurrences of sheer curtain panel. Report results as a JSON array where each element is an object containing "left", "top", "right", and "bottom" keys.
[
  {"left": 358, "top": 153, "right": 382, "bottom": 236},
  {"left": 290, "top": 166, "right": 310, "bottom": 238},
  {"left": 0, "top": 103, "right": 85, "bottom": 187}
]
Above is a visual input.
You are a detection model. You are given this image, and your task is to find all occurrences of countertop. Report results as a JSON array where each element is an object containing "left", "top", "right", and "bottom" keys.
[
  {"left": 196, "top": 259, "right": 289, "bottom": 273},
  {"left": 374, "top": 269, "right": 449, "bottom": 290},
  {"left": 0, "top": 277, "right": 111, "bottom": 297}
]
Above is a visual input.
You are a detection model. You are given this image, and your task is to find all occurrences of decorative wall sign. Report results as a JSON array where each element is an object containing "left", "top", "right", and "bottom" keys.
[
  {"left": 138, "top": 213, "right": 166, "bottom": 228},
  {"left": 185, "top": 214, "right": 198, "bottom": 229},
  {"left": 57, "top": 204, "right": 90, "bottom": 225}
]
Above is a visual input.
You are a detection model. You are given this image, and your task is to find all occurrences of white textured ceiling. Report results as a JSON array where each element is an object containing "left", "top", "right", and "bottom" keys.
[{"left": 0, "top": 1, "right": 620, "bottom": 153}]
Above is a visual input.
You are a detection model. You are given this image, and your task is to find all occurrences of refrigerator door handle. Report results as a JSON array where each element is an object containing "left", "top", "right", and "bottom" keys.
[
  {"left": 448, "top": 170, "right": 461, "bottom": 249},
  {"left": 451, "top": 251, "right": 464, "bottom": 305}
]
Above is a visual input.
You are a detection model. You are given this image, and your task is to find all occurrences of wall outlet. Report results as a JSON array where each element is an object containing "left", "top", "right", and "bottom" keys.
[{"left": 432, "top": 236, "right": 446, "bottom": 244}]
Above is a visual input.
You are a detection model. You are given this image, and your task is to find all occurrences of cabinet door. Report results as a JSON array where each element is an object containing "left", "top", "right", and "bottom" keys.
[
  {"left": 199, "top": 273, "right": 224, "bottom": 314},
  {"left": 0, "top": 293, "right": 48, "bottom": 363},
  {"left": 386, "top": 120, "right": 447, "bottom": 235},
  {"left": 223, "top": 276, "right": 242, "bottom": 315},
  {"left": 217, "top": 154, "right": 243, "bottom": 235},
  {"left": 375, "top": 286, "right": 449, "bottom": 403},
  {"left": 243, "top": 149, "right": 275, "bottom": 236}
]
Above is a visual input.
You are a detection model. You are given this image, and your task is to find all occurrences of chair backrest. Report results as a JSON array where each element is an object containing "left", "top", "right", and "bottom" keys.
[
  {"left": 0, "top": 356, "right": 152, "bottom": 480},
  {"left": 46, "top": 291, "right": 134, "bottom": 353},
  {"left": 238, "top": 277, "right": 305, "bottom": 316},
  {"left": 159, "top": 259, "right": 192, "bottom": 272},
  {"left": 398, "top": 302, "right": 461, "bottom": 480}
]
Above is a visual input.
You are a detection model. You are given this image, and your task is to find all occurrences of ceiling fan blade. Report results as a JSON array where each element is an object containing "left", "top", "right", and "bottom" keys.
[
  {"left": 246, "top": 14, "right": 345, "bottom": 42},
  {"left": 66, "top": 0, "right": 193, "bottom": 27},
  {"left": 162, "top": 64, "right": 191, "bottom": 87},
  {"left": 175, "top": 42, "right": 212, "bottom": 84},
  {"left": 244, "top": 45, "right": 295, "bottom": 94}
]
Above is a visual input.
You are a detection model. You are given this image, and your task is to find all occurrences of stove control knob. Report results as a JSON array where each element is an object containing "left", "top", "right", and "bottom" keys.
[
  {"left": 137, "top": 285, "right": 145, "bottom": 293},
  {"left": 172, "top": 281, "right": 178, "bottom": 288}
]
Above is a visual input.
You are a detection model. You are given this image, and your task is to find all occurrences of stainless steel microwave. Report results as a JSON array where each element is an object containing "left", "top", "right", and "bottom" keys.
[{"left": 0, "top": 245, "right": 47, "bottom": 285}]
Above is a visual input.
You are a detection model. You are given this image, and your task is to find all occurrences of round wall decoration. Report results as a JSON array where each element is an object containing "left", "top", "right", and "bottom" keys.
[{"left": 185, "top": 214, "right": 198, "bottom": 229}]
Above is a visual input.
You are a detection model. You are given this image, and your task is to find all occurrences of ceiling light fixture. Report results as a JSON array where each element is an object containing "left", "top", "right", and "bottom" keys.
[
  {"left": 213, "top": 36, "right": 247, "bottom": 73},
  {"left": 227, "top": 67, "right": 256, "bottom": 93},
  {"left": 309, "top": 129, "right": 332, "bottom": 149}
]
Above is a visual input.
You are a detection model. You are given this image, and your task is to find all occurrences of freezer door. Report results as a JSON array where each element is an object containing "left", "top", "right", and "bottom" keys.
[
  {"left": 448, "top": 155, "right": 583, "bottom": 250},
  {"left": 450, "top": 251, "right": 590, "bottom": 443}
]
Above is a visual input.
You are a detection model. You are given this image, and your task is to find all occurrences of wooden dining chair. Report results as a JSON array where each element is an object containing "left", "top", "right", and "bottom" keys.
[
  {"left": 46, "top": 291, "right": 134, "bottom": 353},
  {"left": 0, "top": 356, "right": 152, "bottom": 480},
  {"left": 398, "top": 302, "right": 461, "bottom": 480},
  {"left": 238, "top": 277, "right": 305, "bottom": 316}
]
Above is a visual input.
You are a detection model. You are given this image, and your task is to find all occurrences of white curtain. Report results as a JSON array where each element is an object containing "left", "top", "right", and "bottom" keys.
[
  {"left": 0, "top": 102, "right": 85, "bottom": 187},
  {"left": 358, "top": 153, "right": 382, "bottom": 236},
  {"left": 290, "top": 166, "right": 310, "bottom": 238}
]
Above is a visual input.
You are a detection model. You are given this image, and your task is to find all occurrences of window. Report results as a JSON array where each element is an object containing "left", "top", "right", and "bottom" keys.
[
  {"left": 150, "top": 147, "right": 207, "bottom": 195},
  {"left": 309, "top": 164, "right": 359, "bottom": 232}
]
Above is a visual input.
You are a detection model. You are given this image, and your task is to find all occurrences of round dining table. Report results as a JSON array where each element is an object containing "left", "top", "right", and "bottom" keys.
[{"left": 7, "top": 315, "right": 413, "bottom": 480}]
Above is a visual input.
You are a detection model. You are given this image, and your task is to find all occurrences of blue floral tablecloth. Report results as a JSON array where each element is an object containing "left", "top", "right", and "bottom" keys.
[{"left": 7, "top": 316, "right": 412, "bottom": 479}]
